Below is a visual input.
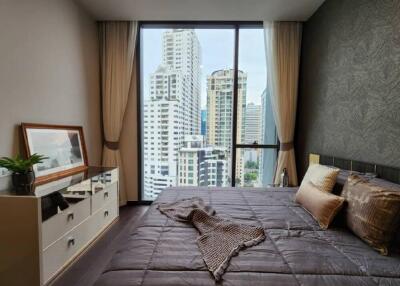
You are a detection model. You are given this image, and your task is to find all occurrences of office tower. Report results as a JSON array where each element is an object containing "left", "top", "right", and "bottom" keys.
[
  {"left": 143, "top": 29, "right": 201, "bottom": 200},
  {"left": 243, "top": 102, "right": 261, "bottom": 186},
  {"left": 178, "top": 135, "right": 229, "bottom": 187},
  {"left": 259, "top": 88, "right": 278, "bottom": 186},
  {"left": 206, "top": 69, "right": 247, "bottom": 184},
  {"left": 245, "top": 103, "right": 261, "bottom": 144}
]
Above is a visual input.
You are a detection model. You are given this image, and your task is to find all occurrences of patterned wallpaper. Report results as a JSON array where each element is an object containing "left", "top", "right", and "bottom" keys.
[{"left": 296, "top": 0, "right": 400, "bottom": 177}]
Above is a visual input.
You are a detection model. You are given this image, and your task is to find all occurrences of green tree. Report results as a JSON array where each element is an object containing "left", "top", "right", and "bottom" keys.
[
  {"left": 244, "top": 172, "right": 258, "bottom": 182},
  {"left": 245, "top": 160, "right": 259, "bottom": 169}
]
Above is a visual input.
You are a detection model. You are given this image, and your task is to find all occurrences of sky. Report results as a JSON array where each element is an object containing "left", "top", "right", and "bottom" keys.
[{"left": 141, "top": 28, "right": 267, "bottom": 108}]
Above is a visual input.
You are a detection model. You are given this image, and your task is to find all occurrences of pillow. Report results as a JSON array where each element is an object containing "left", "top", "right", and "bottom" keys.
[
  {"left": 370, "top": 177, "right": 400, "bottom": 189},
  {"left": 333, "top": 169, "right": 377, "bottom": 195},
  {"left": 301, "top": 164, "right": 340, "bottom": 193},
  {"left": 370, "top": 177, "right": 400, "bottom": 254},
  {"left": 295, "top": 181, "right": 345, "bottom": 229},
  {"left": 331, "top": 169, "right": 377, "bottom": 227},
  {"left": 341, "top": 175, "right": 400, "bottom": 255}
]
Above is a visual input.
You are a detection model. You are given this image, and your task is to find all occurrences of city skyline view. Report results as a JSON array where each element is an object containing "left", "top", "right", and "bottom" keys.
[
  {"left": 141, "top": 28, "right": 276, "bottom": 200},
  {"left": 142, "top": 28, "right": 266, "bottom": 107}
]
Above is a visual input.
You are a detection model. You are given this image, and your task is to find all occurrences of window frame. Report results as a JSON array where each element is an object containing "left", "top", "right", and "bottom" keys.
[{"left": 137, "top": 21, "right": 279, "bottom": 202}]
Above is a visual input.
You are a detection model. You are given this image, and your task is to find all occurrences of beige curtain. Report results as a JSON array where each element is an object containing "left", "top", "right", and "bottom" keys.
[
  {"left": 99, "top": 21, "right": 138, "bottom": 205},
  {"left": 120, "top": 56, "right": 139, "bottom": 201},
  {"left": 264, "top": 21, "right": 302, "bottom": 186}
]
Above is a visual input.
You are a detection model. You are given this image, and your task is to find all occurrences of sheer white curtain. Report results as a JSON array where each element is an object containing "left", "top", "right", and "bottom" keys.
[
  {"left": 99, "top": 21, "right": 138, "bottom": 205},
  {"left": 264, "top": 21, "right": 302, "bottom": 186}
]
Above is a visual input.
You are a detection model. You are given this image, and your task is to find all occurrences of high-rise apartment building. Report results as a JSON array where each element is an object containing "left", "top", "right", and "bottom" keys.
[
  {"left": 206, "top": 69, "right": 247, "bottom": 184},
  {"left": 143, "top": 30, "right": 201, "bottom": 200},
  {"left": 178, "top": 135, "right": 229, "bottom": 187}
]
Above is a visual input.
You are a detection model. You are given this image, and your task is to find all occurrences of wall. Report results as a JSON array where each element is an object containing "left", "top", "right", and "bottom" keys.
[
  {"left": 0, "top": 0, "right": 102, "bottom": 164},
  {"left": 296, "top": 0, "right": 400, "bottom": 177}
]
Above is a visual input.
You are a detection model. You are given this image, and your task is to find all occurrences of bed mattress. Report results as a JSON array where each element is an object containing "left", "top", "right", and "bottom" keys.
[{"left": 94, "top": 187, "right": 400, "bottom": 286}]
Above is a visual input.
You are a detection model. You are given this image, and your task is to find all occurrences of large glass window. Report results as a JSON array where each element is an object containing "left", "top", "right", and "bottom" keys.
[
  {"left": 140, "top": 23, "right": 277, "bottom": 201},
  {"left": 234, "top": 28, "right": 278, "bottom": 187}
]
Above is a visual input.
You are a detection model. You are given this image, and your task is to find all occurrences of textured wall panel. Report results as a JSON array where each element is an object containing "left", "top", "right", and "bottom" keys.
[{"left": 296, "top": 0, "right": 400, "bottom": 178}]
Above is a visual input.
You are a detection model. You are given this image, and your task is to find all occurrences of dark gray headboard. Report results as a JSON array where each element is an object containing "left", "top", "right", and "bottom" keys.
[{"left": 309, "top": 153, "right": 400, "bottom": 185}]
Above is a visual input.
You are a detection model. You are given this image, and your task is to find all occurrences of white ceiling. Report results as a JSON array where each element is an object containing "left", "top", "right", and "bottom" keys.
[{"left": 76, "top": 0, "right": 325, "bottom": 21}]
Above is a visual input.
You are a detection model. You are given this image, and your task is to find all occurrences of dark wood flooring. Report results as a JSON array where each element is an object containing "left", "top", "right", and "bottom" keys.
[{"left": 51, "top": 205, "right": 149, "bottom": 286}]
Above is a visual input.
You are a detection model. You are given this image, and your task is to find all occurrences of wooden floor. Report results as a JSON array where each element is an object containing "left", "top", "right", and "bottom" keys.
[{"left": 51, "top": 205, "right": 149, "bottom": 286}]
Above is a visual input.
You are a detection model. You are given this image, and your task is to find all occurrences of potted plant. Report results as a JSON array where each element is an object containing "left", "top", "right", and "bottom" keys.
[{"left": 0, "top": 154, "right": 48, "bottom": 192}]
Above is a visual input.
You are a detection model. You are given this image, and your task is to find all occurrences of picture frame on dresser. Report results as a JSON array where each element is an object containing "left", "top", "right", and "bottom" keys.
[{"left": 21, "top": 123, "right": 88, "bottom": 184}]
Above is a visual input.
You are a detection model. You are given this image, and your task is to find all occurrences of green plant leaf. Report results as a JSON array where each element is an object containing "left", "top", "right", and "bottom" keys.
[{"left": 0, "top": 153, "right": 49, "bottom": 173}]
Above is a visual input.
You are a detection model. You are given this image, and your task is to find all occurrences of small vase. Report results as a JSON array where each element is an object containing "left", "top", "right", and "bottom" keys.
[
  {"left": 12, "top": 171, "right": 35, "bottom": 194},
  {"left": 280, "top": 168, "right": 289, "bottom": 188}
]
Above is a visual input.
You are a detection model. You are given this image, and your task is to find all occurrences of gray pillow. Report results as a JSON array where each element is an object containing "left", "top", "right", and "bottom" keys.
[{"left": 333, "top": 169, "right": 377, "bottom": 195}]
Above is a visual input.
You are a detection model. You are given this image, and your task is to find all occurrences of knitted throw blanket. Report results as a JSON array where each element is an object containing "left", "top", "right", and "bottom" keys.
[{"left": 157, "top": 197, "right": 266, "bottom": 281}]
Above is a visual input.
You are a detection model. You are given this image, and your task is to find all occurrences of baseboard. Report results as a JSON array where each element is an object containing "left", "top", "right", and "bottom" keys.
[{"left": 127, "top": 200, "right": 153, "bottom": 206}]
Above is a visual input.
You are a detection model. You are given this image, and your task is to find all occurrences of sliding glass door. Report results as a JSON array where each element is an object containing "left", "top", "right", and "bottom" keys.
[{"left": 139, "top": 23, "right": 277, "bottom": 201}]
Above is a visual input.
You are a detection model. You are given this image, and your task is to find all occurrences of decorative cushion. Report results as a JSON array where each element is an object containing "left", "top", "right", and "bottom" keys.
[
  {"left": 295, "top": 181, "right": 345, "bottom": 229},
  {"left": 371, "top": 177, "right": 400, "bottom": 254},
  {"left": 341, "top": 175, "right": 400, "bottom": 255},
  {"left": 301, "top": 164, "right": 340, "bottom": 193}
]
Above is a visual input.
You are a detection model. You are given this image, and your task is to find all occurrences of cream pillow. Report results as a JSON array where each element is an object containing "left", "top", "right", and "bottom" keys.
[
  {"left": 295, "top": 181, "right": 344, "bottom": 229},
  {"left": 301, "top": 164, "right": 340, "bottom": 193}
]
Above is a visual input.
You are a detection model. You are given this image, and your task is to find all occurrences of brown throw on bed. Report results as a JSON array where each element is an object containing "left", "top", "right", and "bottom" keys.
[{"left": 157, "top": 197, "right": 266, "bottom": 281}]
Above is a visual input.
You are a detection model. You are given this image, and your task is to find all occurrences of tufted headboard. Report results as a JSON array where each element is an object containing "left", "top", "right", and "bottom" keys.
[{"left": 308, "top": 153, "right": 400, "bottom": 185}]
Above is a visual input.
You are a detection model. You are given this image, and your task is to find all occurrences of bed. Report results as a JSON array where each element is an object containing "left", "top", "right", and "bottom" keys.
[{"left": 95, "top": 155, "right": 400, "bottom": 286}]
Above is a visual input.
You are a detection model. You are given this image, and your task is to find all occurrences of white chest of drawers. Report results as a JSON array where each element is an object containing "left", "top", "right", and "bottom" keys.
[{"left": 0, "top": 167, "right": 119, "bottom": 286}]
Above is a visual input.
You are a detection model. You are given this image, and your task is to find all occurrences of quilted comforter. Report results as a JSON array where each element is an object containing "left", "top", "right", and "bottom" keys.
[{"left": 95, "top": 187, "right": 400, "bottom": 286}]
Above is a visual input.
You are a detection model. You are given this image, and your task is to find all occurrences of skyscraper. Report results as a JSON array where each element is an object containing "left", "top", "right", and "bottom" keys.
[
  {"left": 201, "top": 109, "right": 207, "bottom": 136},
  {"left": 206, "top": 69, "right": 247, "bottom": 184},
  {"left": 243, "top": 103, "right": 261, "bottom": 186},
  {"left": 178, "top": 135, "right": 229, "bottom": 187},
  {"left": 259, "top": 88, "right": 277, "bottom": 186},
  {"left": 143, "top": 29, "right": 201, "bottom": 200},
  {"left": 245, "top": 103, "right": 261, "bottom": 144}
]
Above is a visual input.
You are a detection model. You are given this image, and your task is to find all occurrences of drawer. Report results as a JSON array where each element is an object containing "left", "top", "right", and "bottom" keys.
[
  {"left": 90, "top": 198, "right": 119, "bottom": 237},
  {"left": 91, "top": 182, "right": 118, "bottom": 213},
  {"left": 42, "top": 217, "right": 94, "bottom": 283},
  {"left": 42, "top": 197, "right": 90, "bottom": 250}
]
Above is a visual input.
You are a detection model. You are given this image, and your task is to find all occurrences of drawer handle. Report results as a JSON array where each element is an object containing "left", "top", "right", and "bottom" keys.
[
  {"left": 67, "top": 212, "right": 74, "bottom": 221},
  {"left": 104, "top": 210, "right": 109, "bottom": 217},
  {"left": 104, "top": 192, "right": 109, "bottom": 199},
  {"left": 105, "top": 173, "right": 112, "bottom": 183},
  {"left": 67, "top": 237, "right": 75, "bottom": 247}
]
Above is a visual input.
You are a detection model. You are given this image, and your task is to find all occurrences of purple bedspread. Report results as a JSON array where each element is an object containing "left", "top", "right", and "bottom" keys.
[{"left": 94, "top": 187, "right": 400, "bottom": 286}]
